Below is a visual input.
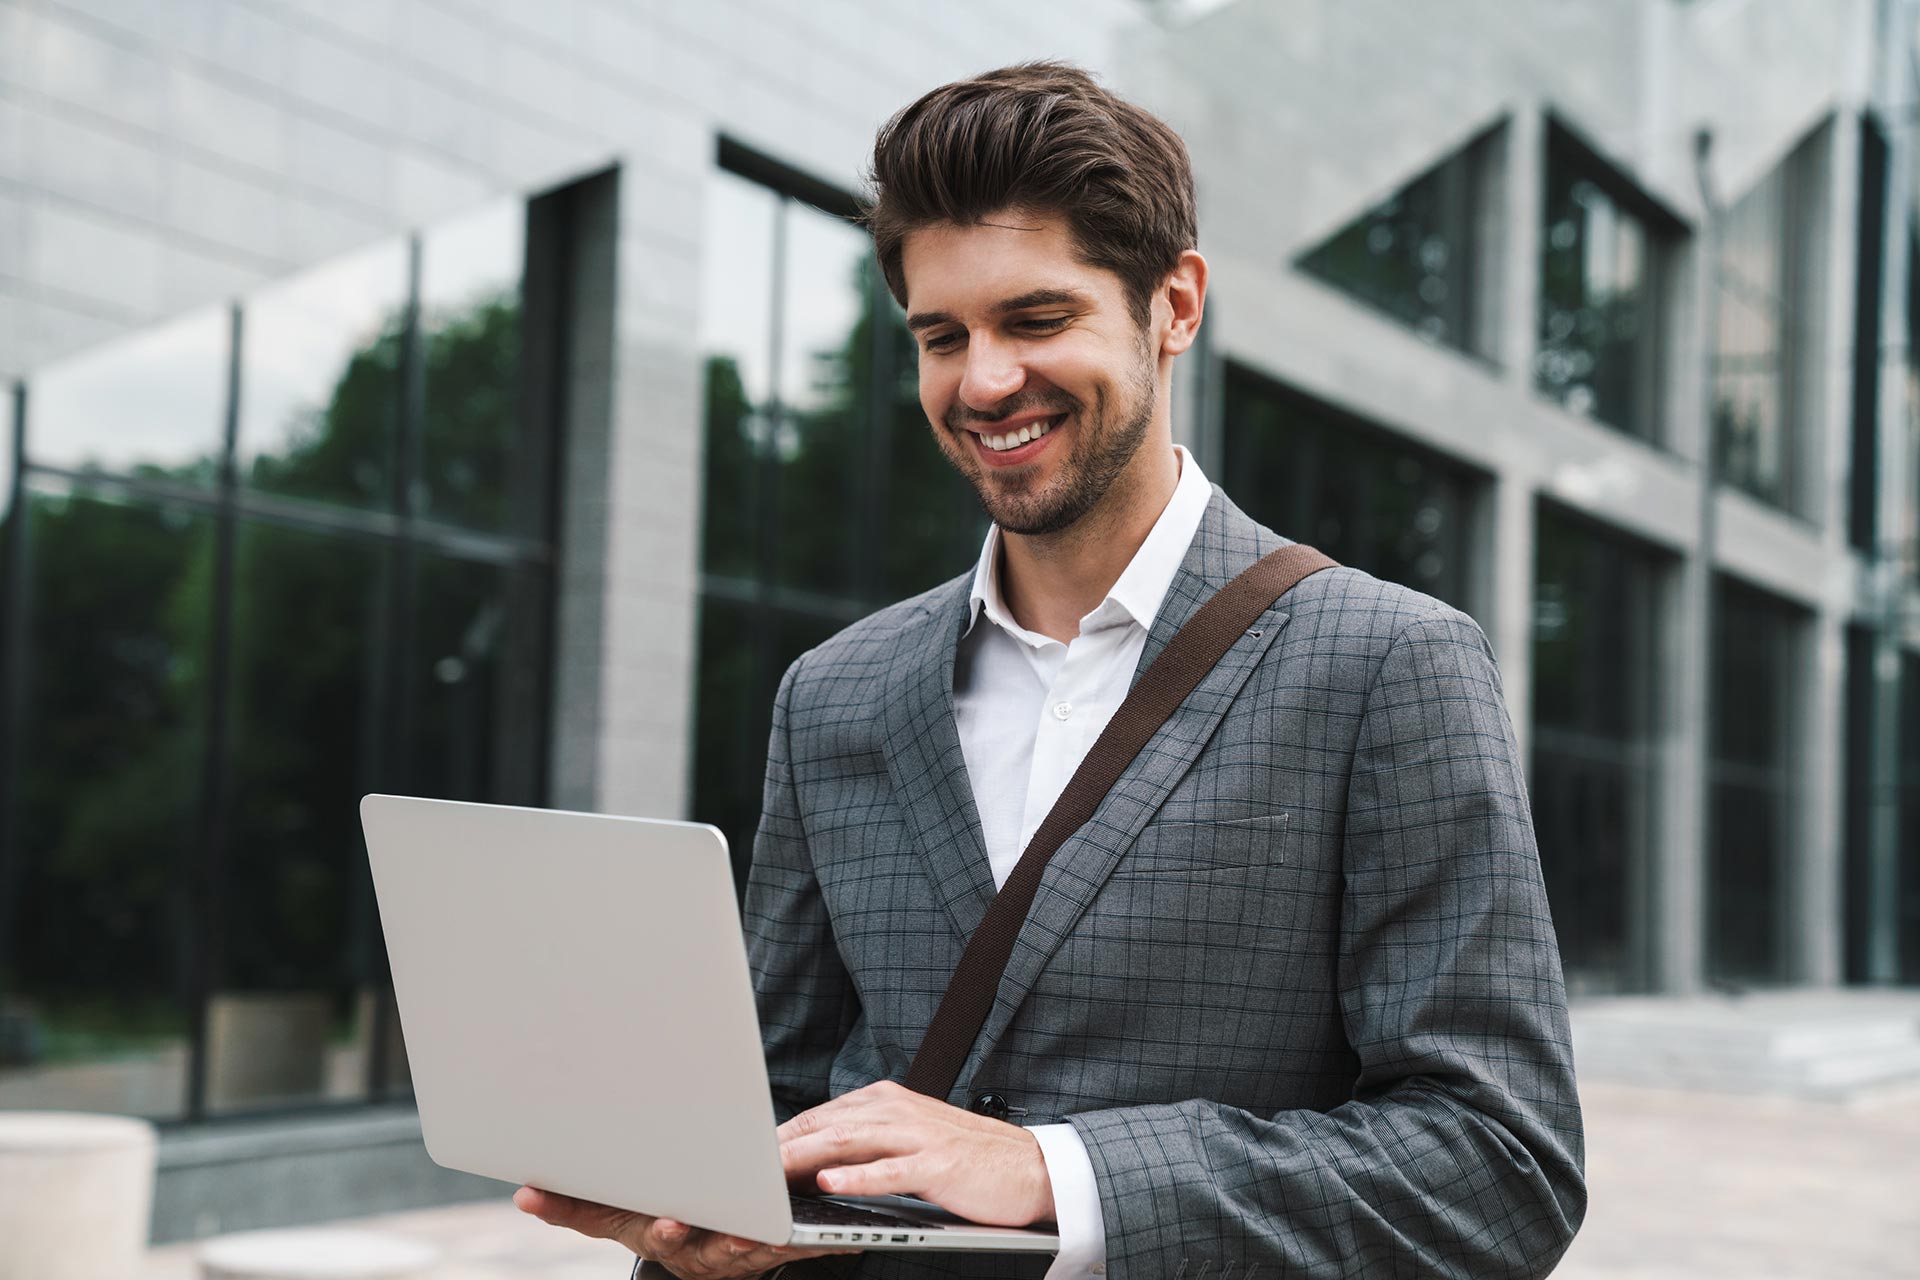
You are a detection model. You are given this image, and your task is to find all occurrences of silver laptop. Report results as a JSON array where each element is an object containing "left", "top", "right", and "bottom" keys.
[{"left": 359, "top": 794, "right": 1060, "bottom": 1254}]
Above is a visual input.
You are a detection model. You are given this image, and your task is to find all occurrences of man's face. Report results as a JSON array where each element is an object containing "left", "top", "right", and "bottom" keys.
[{"left": 901, "top": 210, "right": 1162, "bottom": 537}]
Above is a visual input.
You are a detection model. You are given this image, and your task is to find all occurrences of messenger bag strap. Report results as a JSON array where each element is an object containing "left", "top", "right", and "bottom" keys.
[{"left": 902, "top": 543, "right": 1339, "bottom": 1103}]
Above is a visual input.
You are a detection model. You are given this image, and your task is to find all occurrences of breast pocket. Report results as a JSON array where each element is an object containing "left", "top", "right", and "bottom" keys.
[{"left": 1115, "top": 811, "right": 1289, "bottom": 876}]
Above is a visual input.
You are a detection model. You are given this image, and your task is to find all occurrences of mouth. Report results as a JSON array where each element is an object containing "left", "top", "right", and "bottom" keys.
[{"left": 967, "top": 413, "right": 1065, "bottom": 467}]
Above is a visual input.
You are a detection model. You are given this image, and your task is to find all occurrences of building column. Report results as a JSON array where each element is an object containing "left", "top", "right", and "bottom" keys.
[
  {"left": 595, "top": 144, "right": 710, "bottom": 821},
  {"left": 547, "top": 130, "right": 711, "bottom": 822},
  {"left": 1865, "top": 0, "right": 1917, "bottom": 984},
  {"left": 1487, "top": 107, "right": 1545, "bottom": 758}
]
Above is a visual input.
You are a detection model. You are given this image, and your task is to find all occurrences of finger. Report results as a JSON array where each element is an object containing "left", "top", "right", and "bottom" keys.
[
  {"left": 781, "top": 1120, "right": 916, "bottom": 1180},
  {"left": 777, "top": 1079, "right": 913, "bottom": 1141},
  {"left": 815, "top": 1155, "right": 920, "bottom": 1199},
  {"left": 513, "top": 1187, "right": 649, "bottom": 1241},
  {"left": 643, "top": 1217, "right": 698, "bottom": 1256},
  {"left": 691, "top": 1224, "right": 763, "bottom": 1274}
]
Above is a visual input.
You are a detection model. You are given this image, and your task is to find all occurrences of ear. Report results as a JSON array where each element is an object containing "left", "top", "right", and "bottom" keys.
[{"left": 1157, "top": 249, "right": 1208, "bottom": 357}]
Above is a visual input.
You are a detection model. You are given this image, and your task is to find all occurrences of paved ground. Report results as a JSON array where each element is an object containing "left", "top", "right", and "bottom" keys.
[
  {"left": 1553, "top": 1081, "right": 1920, "bottom": 1280},
  {"left": 142, "top": 1081, "right": 1920, "bottom": 1279}
]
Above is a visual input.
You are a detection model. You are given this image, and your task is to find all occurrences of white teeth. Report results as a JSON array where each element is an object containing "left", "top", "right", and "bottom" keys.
[{"left": 981, "top": 417, "right": 1059, "bottom": 452}]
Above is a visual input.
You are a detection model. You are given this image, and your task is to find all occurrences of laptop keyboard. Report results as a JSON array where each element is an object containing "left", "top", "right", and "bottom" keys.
[{"left": 789, "top": 1193, "right": 945, "bottom": 1231}]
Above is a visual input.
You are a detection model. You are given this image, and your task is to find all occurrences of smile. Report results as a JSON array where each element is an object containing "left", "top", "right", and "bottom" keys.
[{"left": 978, "top": 415, "right": 1061, "bottom": 452}]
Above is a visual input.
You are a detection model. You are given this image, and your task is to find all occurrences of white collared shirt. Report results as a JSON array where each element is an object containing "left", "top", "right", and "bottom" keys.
[{"left": 951, "top": 444, "right": 1213, "bottom": 1280}]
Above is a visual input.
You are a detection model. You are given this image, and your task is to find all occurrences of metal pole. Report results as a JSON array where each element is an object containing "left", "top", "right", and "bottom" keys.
[
  {"left": 1690, "top": 127, "right": 1722, "bottom": 991},
  {"left": 0, "top": 384, "right": 27, "bottom": 997},
  {"left": 1865, "top": 0, "right": 1914, "bottom": 984}
]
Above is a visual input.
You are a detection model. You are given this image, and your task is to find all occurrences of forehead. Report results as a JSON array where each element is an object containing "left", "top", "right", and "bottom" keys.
[{"left": 898, "top": 211, "right": 1121, "bottom": 314}]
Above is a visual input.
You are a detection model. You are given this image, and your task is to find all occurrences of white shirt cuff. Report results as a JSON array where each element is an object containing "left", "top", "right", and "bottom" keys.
[{"left": 1029, "top": 1123, "right": 1107, "bottom": 1278}]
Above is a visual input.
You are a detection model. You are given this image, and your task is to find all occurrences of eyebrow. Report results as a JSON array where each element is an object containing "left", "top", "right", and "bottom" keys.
[{"left": 904, "top": 288, "right": 1091, "bottom": 333}]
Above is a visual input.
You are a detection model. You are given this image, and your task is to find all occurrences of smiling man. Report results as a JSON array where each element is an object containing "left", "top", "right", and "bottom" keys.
[{"left": 519, "top": 62, "right": 1586, "bottom": 1280}]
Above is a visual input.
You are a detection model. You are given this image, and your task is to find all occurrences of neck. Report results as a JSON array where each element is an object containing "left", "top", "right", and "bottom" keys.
[{"left": 999, "top": 445, "right": 1182, "bottom": 643}]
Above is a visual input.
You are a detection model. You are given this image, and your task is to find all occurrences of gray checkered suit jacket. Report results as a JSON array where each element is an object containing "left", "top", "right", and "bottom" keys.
[{"left": 744, "top": 489, "right": 1586, "bottom": 1278}]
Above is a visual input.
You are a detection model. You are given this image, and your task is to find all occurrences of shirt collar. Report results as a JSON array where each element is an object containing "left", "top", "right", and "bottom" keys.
[{"left": 964, "top": 444, "right": 1213, "bottom": 646}]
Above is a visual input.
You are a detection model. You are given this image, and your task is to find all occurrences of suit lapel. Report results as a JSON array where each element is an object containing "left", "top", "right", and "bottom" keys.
[
  {"left": 878, "top": 577, "right": 998, "bottom": 946},
  {"left": 957, "top": 491, "right": 1294, "bottom": 1085}
]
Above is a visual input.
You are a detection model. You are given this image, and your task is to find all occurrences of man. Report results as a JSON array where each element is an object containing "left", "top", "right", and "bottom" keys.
[{"left": 520, "top": 62, "right": 1586, "bottom": 1279}]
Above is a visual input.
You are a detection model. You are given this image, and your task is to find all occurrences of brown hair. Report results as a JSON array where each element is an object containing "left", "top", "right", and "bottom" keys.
[{"left": 865, "top": 61, "right": 1197, "bottom": 327}]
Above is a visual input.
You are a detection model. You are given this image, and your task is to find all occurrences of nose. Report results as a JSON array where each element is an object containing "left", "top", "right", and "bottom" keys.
[{"left": 957, "top": 333, "right": 1025, "bottom": 413}]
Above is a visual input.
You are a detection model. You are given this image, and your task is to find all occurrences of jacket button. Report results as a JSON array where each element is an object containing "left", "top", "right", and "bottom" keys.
[{"left": 968, "top": 1092, "right": 1009, "bottom": 1121}]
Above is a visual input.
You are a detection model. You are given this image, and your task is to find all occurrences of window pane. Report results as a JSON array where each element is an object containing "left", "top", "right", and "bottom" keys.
[
  {"left": 1901, "top": 653, "right": 1920, "bottom": 983},
  {"left": 26, "top": 308, "right": 229, "bottom": 485},
  {"left": 1707, "top": 579, "right": 1799, "bottom": 985},
  {"left": 693, "top": 598, "right": 844, "bottom": 892},
  {"left": 771, "top": 202, "right": 871, "bottom": 597},
  {"left": 699, "top": 171, "right": 779, "bottom": 583},
  {"left": 208, "top": 522, "right": 386, "bottom": 1113},
  {"left": 1712, "top": 131, "right": 1817, "bottom": 512},
  {"left": 241, "top": 241, "right": 409, "bottom": 511},
  {"left": 0, "top": 486, "right": 210, "bottom": 1121},
  {"left": 419, "top": 202, "right": 533, "bottom": 534},
  {"left": 1537, "top": 129, "right": 1664, "bottom": 440},
  {"left": 1297, "top": 127, "right": 1493, "bottom": 355},
  {"left": 1223, "top": 364, "right": 1475, "bottom": 610},
  {"left": 1530, "top": 506, "right": 1660, "bottom": 993},
  {"left": 692, "top": 596, "right": 764, "bottom": 893},
  {"left": 406, "top": 551, "right": 548, "bottom": 808}
]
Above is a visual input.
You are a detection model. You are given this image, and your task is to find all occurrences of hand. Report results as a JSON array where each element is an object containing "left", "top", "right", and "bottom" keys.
[
  {"left": 512, "top": 1185, "right": 855, "bottom": 1279},
  {"left": 779, "top": 1080, "right": 1055, "bottom": 1227}
]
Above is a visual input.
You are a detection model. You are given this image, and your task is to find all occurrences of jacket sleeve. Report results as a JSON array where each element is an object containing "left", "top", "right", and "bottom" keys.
[
  {"left": 1066, "top": 611, "right": 1587, "bottom": 1279},
  {"left": 743, "top": 652, "right": 862, "bottom": 1128}
]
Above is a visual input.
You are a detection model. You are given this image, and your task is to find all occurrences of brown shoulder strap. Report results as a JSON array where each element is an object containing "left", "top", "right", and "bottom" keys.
[{"left": 902, "top": 543, "right": 1338, "bottom": 1102}]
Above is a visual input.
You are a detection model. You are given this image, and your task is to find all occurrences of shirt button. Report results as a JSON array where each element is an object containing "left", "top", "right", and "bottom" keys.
[{"left": 1052, "top": 701, "right": 1072, "bottom": 720}]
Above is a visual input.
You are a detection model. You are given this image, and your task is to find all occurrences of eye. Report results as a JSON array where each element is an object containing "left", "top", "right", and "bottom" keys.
[
  {"left": 1019, "top": 316, "right": 1070, "bottom": 335},
  {"left": 921, "top": 331, "right": 963, "bottom": 354}
]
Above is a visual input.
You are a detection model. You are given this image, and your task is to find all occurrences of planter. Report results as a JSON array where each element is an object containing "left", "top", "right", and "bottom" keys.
[{"left": 0, "top": 1111, "right": 156, "bottom": 1280}]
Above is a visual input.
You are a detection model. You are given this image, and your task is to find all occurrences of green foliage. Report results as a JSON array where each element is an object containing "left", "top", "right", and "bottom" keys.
[{"left": 13, "top": 291, "right": 527, "bottom": 1011}]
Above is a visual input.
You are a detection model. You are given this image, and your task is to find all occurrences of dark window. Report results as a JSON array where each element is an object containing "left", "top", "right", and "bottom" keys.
[
  {"left": 1712, "top": 127, "right": 1822, "bottom": 511},
  {"left": 1297, "top": 123, "right": 1502, "bottom": 359},
  {"left": 1530, "top": 504, "right": 1663, "bottom": 994},
  {"left": 1537, "top": 122, "right": 1676, "bottom": 442},
  {"left": 1902, "top": 652, "right": 1920, "bottom": 983},
  {"left": 0, "top": 193, "right": 561, "bottom": 1122},
  {"left": 1849, "top": 116, "right": 1887, "bottom": 553},
  {"left": 1707, "top": 579, "right": 1803, "bottom": 987},
  {"left": 1843, "top": 625, "right": 1875, "bottom": 985},
  {"left": 7, "top": 488, "right": 212, "bottom": 1120},
  {"left": 1220, "top": 362, "right": 1478, "bottom": 612},
  {"left": 1908, "top": 223, "right": 1920, "bottom": 587},
  {"left": 693, "top": 155, "right": 985, "bottom": 888}
]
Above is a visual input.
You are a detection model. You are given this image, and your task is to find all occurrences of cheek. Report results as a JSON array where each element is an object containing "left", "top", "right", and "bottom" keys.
[{"left": 918, "top": 361, "right": 956, "bottom": 429}]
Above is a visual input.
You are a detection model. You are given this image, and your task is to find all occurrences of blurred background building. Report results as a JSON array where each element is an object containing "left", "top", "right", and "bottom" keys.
[{"left": 1, "top": 0, "right": 1917, "bottom": 1244}]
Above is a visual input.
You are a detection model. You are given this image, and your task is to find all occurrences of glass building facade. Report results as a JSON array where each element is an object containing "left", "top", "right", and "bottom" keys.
[
  {"left": 1530, "top": 504, "right": 1664, "bottom": 994},
  {"left": 1220, "top": 363, "right": 1478, "bottom": 614},
  {"left": 1707, "top": 579, "right": 1804, "bottom": 986},
  {"left": 692, "top": 155, "right": 986, "bottom": 886},
  {"left": 1297, "top": 123, "right": 1502, "bottom": 361},
  {"left": 1711, "top": 128, "right": 1822, "bottom": 512},
  {"left": 1537, "top": 122, "right": 1675, "bottom": 443},
  {"left": 0, "top": 199, "right": 555, "bottom": 1120}
]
